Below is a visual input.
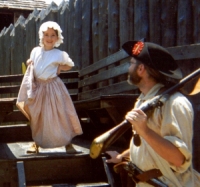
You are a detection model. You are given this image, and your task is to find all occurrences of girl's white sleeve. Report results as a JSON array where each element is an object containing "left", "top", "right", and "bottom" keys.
[
  {"left": 30, "top": 47, "right": 37, "bottom": 61},
  {"left": 62, "top": 51, "right": 74, "bottom": 67}
]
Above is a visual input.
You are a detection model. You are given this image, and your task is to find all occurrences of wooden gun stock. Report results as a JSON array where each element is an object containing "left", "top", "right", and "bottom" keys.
[
  {"left": 90, "top": 95, "right": 161, "bottom": 159},
  {"left": 90, "top": 68, "right": 200, "bottom": 159}
]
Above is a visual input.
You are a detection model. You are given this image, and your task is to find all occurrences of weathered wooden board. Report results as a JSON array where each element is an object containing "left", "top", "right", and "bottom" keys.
[
  {"left": 10, "top": 16, "right": 26, "bottom": 75},
  {"left": 0, "top": 141, "right": 107, "bottom": 186},
  {"left": 177, "top": 0, "right": 193, "bottom": 45},
  {"left": 161, "top": 0, "right": 177, "bottom": 47},
  {"left": 81, "top": 0, "right": 92, "bottom": 69},
  {"left": 149, "top": 0, "right": 161, "bottom": 44},
  {"left": 0, "top": 125, "right": 32, "bottom": 142},
  {"left": 134, "top": 0, "right": 149, "bottom": 40},
  {"left": 92, "top": 0, "right": 99, "bottom": 63}
]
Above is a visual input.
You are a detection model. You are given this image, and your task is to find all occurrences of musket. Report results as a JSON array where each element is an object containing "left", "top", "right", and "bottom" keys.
[{"left": 90, "top": 68, "right": 200, "bottom": 159}]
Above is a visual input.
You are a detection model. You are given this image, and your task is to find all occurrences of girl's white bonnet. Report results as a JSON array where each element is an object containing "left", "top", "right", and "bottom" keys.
[{"left": 39, "top": 21, "right": 64, "bottom": 47}]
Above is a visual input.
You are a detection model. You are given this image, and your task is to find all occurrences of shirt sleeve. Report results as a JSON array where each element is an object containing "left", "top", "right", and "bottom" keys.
[
  {"left": 161, "top": 92, "right": 194, "bottom": 173},
  {"left": 164, "top": 136, "right": 192, "bottom": 173},
  {"left": 30, "top": 47, "right": 36, "bottom": 61},
  {"left": 61, "top": 51, "right": 74, "bottom": 67}
]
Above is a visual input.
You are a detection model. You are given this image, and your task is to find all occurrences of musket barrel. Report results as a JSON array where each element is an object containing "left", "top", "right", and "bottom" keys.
[{"left": 162, "top": 68, "right": 200, "bottom": 96}]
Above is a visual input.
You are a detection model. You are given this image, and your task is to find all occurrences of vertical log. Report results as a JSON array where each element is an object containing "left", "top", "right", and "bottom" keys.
[
  {"left": 0, "top": 26, "right": 13, "bottom": 98},
  {"left": 0, "top": 28, "right": 6, "bottom": 75},
  {"left": 119, "top": 0, "right": 134, "bottom": 85},
  {"left": 68, "top": 0, "right": 75, "bottom": 61},
  {"left": 193, "top": 0, "right": 200, "bottom": 43},
  {"left": 35, "top": 9, "right": 46, "bottom": 46},
  {"left": 25, "top": 10, "right": 40, "bottom": 60},
  {"left": 108, "top": 0, "right": 119, "bottom": 85},
  {"left": 56, "top": 1, "right": 66, "bottom": 51},
  {"left": 3, "top": 25, "right": 13, "bottom": 75},
  {"left": 149, "top": 0, "right": 161, "bottom": 44},
  {"left": 99, "top": 0, "right": 108, "bottom": 60},
  {"left": 134, "top": 0, "right": 149, "bottom": 41},
  {"left": 161, "top": 0, "right": 178, "bottom": 47},
  {"left": 41, "top": 2, "right": 58, "bottom": 23},
  {"left": 10, "top": 16, "right": 26, "bottom": 74},
  {"left": 81, "top": 0, "right": 92, "bottom": 68},
  {"left": 72, "top": 0, "right": 82, "bottom": 69},
  {"left": 108, "top": 0, "right": 119, "bottom": 55},
  {"left": 177, "top": 0, "right": 193, "bottom": 45},
  {"left": 92, "top": 0, "right": 99, "bottom": 62},
  {"left": 98, "top": 0, "right": 108, "bottom": 88},
  {"left": 58, "top": 1, "right": 69, "bottom": 51},
  {"left": 80, "top": 0, "right": 92, "bottom": 95},
  {"left": 119, "top": 0, "right": 134, "bottom": 45},
  {"left": 0, "top": 29, "right": 4, "bottom": 97}
]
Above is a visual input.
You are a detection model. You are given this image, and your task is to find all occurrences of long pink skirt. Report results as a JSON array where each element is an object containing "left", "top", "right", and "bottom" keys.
[{"left": 17, "top": 76, "right": 83, "bottom": 148}]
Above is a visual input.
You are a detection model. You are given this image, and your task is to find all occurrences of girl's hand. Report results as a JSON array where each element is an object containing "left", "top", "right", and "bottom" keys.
[
  {"left": 26, "top": 59, "right": 33, "bottom": 66},
  {"left": 57, "top": 64, "right": 72, "bottom": 75}
]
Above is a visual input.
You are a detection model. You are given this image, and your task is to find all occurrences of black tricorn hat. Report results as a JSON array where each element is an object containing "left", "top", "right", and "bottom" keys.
[{"left": 122, "top": 41, "right": 182, "bottom": 79}]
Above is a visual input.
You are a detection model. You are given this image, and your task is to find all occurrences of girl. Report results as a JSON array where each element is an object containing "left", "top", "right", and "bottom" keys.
[{"left": 17, "top": 21, "right": 83, "bottom": 154}]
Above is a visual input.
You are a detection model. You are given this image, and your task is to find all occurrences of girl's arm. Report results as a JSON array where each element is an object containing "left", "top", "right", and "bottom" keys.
[{"left": 57, "top": 64, "right": 72, "bottom": 75}]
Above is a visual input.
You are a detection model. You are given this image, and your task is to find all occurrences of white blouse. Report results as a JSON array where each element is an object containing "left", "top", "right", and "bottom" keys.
[{"left": 30, "top": 46, "right": 74, "bottom": 80}]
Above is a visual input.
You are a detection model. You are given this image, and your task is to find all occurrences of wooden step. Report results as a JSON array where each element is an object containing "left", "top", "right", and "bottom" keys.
[
  {"left": 26, "top": 183, "right": 110, "bottom": 187},
  {"left": 0, "top": 124, "right": 32, "bottom": 143},
  {"left": 0, "top": 141, "right": 108, "bottom": 187},
  {"left": 52, "top": 182, "right": 110, "bottom": 187}
]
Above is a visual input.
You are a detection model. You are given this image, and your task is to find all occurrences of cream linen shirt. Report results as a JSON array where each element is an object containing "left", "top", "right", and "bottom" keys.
[
  {"left": 130, "top": 83, "right": 199, "bottom": 187},
  {"left": 30, "top": 46, "right": 74, "bottom": 80}
]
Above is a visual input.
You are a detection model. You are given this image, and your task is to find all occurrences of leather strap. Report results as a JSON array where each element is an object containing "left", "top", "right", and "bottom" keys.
[
  {"left": 113, "top": 158, "right": 164, "bottom": 185},
  {"left": 136, "top": 168, "right": 162, "bottom": 182}
]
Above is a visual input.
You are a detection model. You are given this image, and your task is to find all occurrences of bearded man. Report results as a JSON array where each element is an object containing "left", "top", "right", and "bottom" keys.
[{"left": 106, "top": 41, "right": 200, "bottom": 187}]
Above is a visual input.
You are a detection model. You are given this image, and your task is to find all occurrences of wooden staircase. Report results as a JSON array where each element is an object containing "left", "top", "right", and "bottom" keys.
[{"left": 0, "top": 72, "right": 114, "bottom": 187}]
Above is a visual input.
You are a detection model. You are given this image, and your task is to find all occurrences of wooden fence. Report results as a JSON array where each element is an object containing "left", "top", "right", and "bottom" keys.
[
  {"left": 1, "top": 0, "right": 200, "bottom": 73},
  {"left": 0, "top": 0, "right": 200, "bottom": 171}
]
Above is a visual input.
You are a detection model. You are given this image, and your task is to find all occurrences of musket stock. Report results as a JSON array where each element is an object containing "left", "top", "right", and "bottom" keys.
[
  {"left": 90, "top": 120, "right": 131, "bottom": 159},
  {"left": 90, "top": 68, "right": 200, "bottom": 159},
  {"left": 90, "top": 96, "right": 162, "bottom": 159}
]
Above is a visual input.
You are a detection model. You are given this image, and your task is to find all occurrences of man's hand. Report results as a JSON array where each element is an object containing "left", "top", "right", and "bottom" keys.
[
  {"left": 106, "top": 149, "right": 130, "bottom": 164},
  {"left": 105, "top": 151, "right": 122, "bottom": 163},
  {"left": 125, "top": 109, "right": 149, "bottom": 137},
  {"left": 126, "top": 109, "right": 185, "bottom": 167}
]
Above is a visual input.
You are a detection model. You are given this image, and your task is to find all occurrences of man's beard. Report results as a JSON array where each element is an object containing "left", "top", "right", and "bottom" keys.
[{"left": 127, "top": 68, "right": 141, "bottom": 85}]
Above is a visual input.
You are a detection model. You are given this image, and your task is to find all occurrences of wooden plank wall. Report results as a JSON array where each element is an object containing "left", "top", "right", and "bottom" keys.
[
  {"left": 0, "top": 0, "right": 200, "bottom": 171},
  {"left": 1, "top": 0, "right": 200, "bottom": 72}
]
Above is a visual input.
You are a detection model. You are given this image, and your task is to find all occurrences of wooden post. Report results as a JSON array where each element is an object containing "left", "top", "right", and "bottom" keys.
[
  {"left": 161, "top": 0, "right": 178, "bottom": 47},
  {"left": 58, "top": 1, "right": 69, "bottom": 51},
  {"left": 10, "top": 16, "right": 26, "bottom": 74},
  {"left": 134, "top": 0, "right": 149, "bottom": 40},
  {"left": 17, "top": 161, "right": 26, "bottom": 187},
  {"left": 98, "top": 0, "right": 108, "bottom": 88},
  {"left": 108, "top": 0, "right": 119, "bottom": 85},
  {"left": 149, "top": 0, "right": 161, "bottom": 44},
  {"left": 177, "top": 0, "right": 193, "bottom": 45},
  {"left": 73, "top": 0, "right": 82, "bottom": 69},
  {"left": 25, "top": 9, "right": 40, "bottom": 60}
]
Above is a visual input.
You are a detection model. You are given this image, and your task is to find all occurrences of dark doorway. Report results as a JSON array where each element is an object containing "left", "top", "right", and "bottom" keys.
[{"left": 0, "top": 13, "right": 14, "bottom": 31}]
